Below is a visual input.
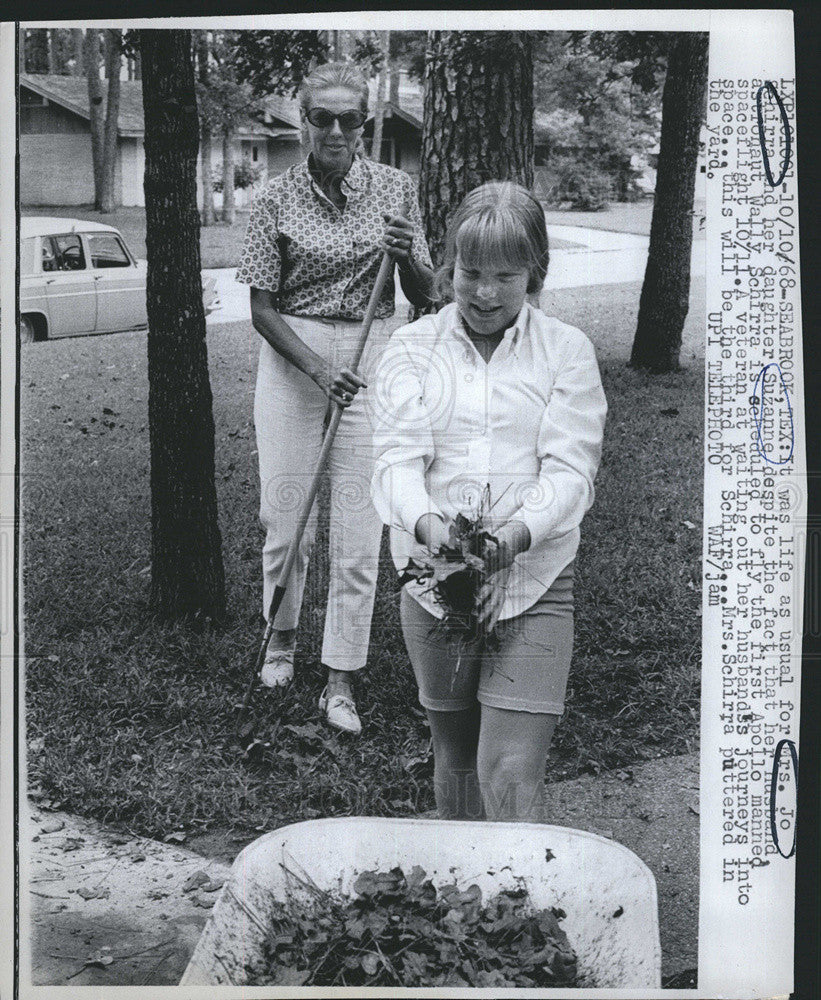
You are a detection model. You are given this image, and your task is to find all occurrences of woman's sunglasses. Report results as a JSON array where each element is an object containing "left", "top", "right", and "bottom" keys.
[{"left": 306, "top": 108, "right": 367, "bottom": 131}]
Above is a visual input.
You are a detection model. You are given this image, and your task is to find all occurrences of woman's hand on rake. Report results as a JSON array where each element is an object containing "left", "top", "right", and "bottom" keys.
[{"left": 316, "top": 365, "right": 367, "bottom": 408}]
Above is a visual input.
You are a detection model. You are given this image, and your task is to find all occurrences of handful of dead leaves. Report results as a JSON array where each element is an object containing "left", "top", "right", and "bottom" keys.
[
  {"left": 251, "top": 864, "right": 578, "bottom": 988},
  {"left": 397, "top": 492, "right": 508, "bottom": 673}
]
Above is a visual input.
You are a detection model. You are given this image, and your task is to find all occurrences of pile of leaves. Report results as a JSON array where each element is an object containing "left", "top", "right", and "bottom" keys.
[
  {"left": 250, "top": 864, "right": 579, "bottom": 988},
  {"left": 397, "top": 488, "right": 507, "bottom": 673}
]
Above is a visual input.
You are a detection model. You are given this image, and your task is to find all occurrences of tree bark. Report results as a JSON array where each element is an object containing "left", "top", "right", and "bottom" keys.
[
  {"left": 370, "top": 31, "right": 389, "bottom": 163},
  {"left": 100, "top": 30, "right": 121, "bottom": 214},
  {"left": 630, "top": 32, "right": 709, "bottom": 372},
  {"left": 71, "top": 29, "right": 84, "bottom": 76},
  {"left": 419, "top": 31, "right": 534, "bottom": 270},
  {"left": 84, "top": 29, "right": 105, "bottom": 210},
  {"left": 221, "top": 130, "right": 236, "bottom": 224},
  {"left": 47, "top": 29, "right": 58, "bottom": 74},
  {"left": 140, "top": 28, "right": 225, "bottom": 620},
  {"left": 197, "top": 32, "right": 216, "bottom": 226}
]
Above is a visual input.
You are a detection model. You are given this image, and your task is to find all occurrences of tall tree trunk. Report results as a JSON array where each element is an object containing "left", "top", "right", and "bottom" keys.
[
  {"left": 332, "top": 29, "right": 342, "bottom": 60},
  {"left": 47, "top": 29, "right": 58, "bottom": 74},
  {"left": 100, "top": 29, "right": 122, "bottom": 214},
  {"left": 221, "top": 130, "right": 235, "bottom": 224},
  {"left": 630, "top": 33, "right": 709, "bottom": 372},
  {"left": 84, "top": 29, "right": 105, "bottom": 210},
  {"left": 71, "top": 28, "right": 84, "bottom": 76},
  {"left": 420, "top": 30, "right": 534, "bottom": 270},
  {"left": 197, "top": 31, "right": 216, "bottom": 226},
  {"left": 140, "top": 29, "right": 225, "bottom": 620},
  {"left": 200, "top": 128, "right": 215, "bottom": 224},
  {"left": 370, "top": 31, "right": 389, "bottom": 163}
]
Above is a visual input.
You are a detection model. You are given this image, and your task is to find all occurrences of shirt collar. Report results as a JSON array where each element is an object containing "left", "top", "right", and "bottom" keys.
[
  {"left": 304, "top": 152, "right": 367, "bottom": 206},
  {"left": 450, "top": 302, "right": 530, "bottom": 359}
]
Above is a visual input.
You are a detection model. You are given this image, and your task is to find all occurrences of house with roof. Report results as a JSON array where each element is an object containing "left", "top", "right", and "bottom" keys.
[
  {"left": 20, "top": 72, "right": 428, "bottom": 210},
  {"left": 20, "top": 74, "right": 304, "bottom": 208}
]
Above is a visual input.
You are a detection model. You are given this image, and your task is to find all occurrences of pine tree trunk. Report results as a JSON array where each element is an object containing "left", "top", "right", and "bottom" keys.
[
  {"left": 222, "top": 130, "right": 235, "bottom": 224},
  {"left": 630, "top": 33, "right": 709, "bottom": 372},
  {"left": 140, "top": 29, "right": 225, "bottom": 620},
  {"left": 84, "top": 29, "right": 105, "bottom": 210},
  {"left": 370, "top": 31, "right": 389, "bottom": 162},
  {"left": 100, "top": 30, "right": 121, "bottom": 214},
  {"left": 71, "top": 29, "right": 84, "bottom": 76},
  {"left": 420, "top": 31, "right": 534, "bottom": 270}
]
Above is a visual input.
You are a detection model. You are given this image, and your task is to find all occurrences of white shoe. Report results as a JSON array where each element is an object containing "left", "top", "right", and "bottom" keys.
[
  {"left": 318, "top": 687, "right": 362, "bottom": 735},
  {"left": 260, "top": 647, "right": 294, "bottom": 689}
]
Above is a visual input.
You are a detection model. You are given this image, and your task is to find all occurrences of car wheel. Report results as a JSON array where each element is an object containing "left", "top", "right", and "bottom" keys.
[{"left": 20, "top": 315, "right": 36, "bottom": 344}]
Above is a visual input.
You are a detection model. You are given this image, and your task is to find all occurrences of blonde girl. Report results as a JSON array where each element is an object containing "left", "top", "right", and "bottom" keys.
[{"left": 371, "top": 182, "right": 607, "bottom": 821}]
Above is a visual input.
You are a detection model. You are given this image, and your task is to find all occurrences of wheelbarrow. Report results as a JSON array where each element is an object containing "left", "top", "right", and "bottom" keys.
[{"left": 181, "top": 816, "right": 661, "bottom": 989}]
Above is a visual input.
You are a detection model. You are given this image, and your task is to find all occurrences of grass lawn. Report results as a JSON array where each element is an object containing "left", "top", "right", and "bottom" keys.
[
  {"left": 544, "top": 198, "right": 706, "bottom": 240},
  {"left": 23, "top": 278, "right": 704, "bottom": 844}
]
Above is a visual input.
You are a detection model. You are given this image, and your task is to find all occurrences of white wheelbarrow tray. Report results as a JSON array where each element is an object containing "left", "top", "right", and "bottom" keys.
[{"left": 181, "top": 816, "right": 661, "bottom": 989}]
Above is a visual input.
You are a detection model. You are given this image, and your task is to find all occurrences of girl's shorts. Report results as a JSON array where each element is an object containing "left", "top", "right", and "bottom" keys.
[{"left": 399, "top": 561, "right": 574, "bottom": 716}]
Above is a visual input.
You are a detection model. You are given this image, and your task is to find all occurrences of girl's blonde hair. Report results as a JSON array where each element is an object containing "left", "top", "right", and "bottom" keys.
[
  {"left": 436, "top": 182, "right": 549, "bottom": 299},
  {"left": 298, "top": 61, "right": 370, "bottom": 114}
]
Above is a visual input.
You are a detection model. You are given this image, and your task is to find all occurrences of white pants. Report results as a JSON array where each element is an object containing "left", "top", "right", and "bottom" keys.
[{"left": 254, "top": 314, "right": 389, "bottom": 673}]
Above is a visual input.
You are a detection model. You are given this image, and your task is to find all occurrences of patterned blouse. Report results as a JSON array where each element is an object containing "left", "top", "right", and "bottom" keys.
[{"left": 236, "top": 155, "right": 433, "bottom": 321}]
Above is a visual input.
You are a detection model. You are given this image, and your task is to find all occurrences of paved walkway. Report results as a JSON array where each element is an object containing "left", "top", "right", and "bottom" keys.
[
  {"left": 24, "top": 751, "right": 698, "bottom": 988},
  {"left": 205, "top": 224, "right": 707, "bottom": 327}
]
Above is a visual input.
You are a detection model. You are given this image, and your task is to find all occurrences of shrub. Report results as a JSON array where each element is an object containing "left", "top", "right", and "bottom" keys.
[
  {"left": 213, "top": 160, "right": 261, "bottom": 193},
  {"left": 535, "top": 157, "right": 614, "bottom": 211}
]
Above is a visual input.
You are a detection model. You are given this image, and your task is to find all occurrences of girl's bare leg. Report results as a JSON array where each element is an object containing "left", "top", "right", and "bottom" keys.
[
  {"left": 426, "top": 704, "right": 485, "bottom": 820},
  {"left": 476, "top": 706, "right": 559, "bottom": 823}
]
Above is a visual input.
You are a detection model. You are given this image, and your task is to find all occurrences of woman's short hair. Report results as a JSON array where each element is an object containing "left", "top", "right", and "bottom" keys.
[
  {"left": 436, "top": 181, "right": 550, "bottom": 298},
  {"left": 299, "top": 61, "right": 370, "bottom": 115}
]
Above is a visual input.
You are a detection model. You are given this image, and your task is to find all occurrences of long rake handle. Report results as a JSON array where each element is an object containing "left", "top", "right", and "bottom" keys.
[{"left": 238, "top": 251, "right": 395, "bottom": 722}]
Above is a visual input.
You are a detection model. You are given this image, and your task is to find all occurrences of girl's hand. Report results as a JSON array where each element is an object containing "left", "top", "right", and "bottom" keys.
[
  {"left": 315, "top": 366, "right": 367, "bottom": 408},
  {"left": 382, "top": 213, "right": 415, "bottom": 264},
  {"left": 477, "top": 563, "right": 512, "bottom": 632},
  {"left": 415, "top": 512, "right": 450, "bottom": 550}
]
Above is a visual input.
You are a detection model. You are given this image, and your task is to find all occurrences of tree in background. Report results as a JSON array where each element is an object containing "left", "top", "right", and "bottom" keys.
[
  {"left": 83, "top": 28, "right": 122, "bottom": 214},
  {"left": 420, "top": 31, "right": 534, "bottom": 268},
  {"left": 630, "top": 32, "right": 708, "bottom": 372},
  {"left": 196, "top": 31, "right": 216, "bottom": 227},
  {"left": 532, "top": 31, "right": 665, "bottom": 209},
  {"left": 140, "top": 28, "right": 225, "bottom": 620},
  {"left": 196, "top": 30, "right": 327, "bottom": 225}
]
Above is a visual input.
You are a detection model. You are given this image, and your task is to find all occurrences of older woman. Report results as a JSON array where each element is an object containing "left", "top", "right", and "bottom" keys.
[{"left": 236, "top": 62, "right": 434, "bottom": 735}]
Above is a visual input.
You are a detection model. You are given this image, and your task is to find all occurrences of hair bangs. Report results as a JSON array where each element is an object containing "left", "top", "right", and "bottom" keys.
[{"left": 455, "top": 209, "right": 534, "bottom": 275}]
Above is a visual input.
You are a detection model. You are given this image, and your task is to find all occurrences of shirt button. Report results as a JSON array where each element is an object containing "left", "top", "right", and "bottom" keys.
[{"left": 464, "top": 373, "right": 474, "bottom": 383}]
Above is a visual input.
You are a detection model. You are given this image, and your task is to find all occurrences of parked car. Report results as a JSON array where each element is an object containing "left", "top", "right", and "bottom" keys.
[{"left": 19, "top": 217, "right": 220, "bottom": 342}]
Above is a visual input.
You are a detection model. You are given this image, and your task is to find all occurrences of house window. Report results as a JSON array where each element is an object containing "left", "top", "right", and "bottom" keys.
[{"left": 252, "top": 146, "right": 259, "bottom": 162}]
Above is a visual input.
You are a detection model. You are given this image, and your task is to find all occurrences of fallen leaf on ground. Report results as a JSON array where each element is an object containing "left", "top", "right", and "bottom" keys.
[
  {"left": 61, "top": 837, "right": 85, "bottom": 853},
  {"left": 84, "top": 950, "right": 114, "bottom": 969},
  {"left": 40, "top": 819, "right": 65, "bottom": 834},
  {"left": 163, "top": 831, "right": 187, "bottom": 844},
  {"left": 191, "top": 893, "right": 216, "bottom": 908},
  {"left": 201, "top": 878, "right": 226, "bottom": 893},
  {"left": 182, "top": 871, "right": 211, "bottom": 893},
  {"left": 77, "top": 885, "right": 110, "bottom": 900}
]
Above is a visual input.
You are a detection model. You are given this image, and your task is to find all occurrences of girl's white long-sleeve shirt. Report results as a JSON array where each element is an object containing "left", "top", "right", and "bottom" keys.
[{"left": 370, "top": 301, "right": 607, "bottom": 621}]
